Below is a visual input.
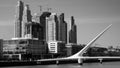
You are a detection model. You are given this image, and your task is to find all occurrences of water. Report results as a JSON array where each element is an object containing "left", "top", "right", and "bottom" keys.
[{"left": 1, "top": 62, "right": 120, "bottom": 68}]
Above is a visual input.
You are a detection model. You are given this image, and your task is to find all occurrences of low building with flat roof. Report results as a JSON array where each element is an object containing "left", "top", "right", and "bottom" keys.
[
  {"left": 3, "top": 38, "right": 47, "bottom": 60},
  {"left": 48, "top": 41, "right": 66, "bottom": 57},
  {"left": 66, "top": 43, "right": 83, "bottom": 56}
]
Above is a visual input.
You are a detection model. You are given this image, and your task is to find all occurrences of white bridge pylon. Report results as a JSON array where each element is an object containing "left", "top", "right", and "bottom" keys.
[{"left": 67, "top": 24, "right": 112, "bottom": 59}]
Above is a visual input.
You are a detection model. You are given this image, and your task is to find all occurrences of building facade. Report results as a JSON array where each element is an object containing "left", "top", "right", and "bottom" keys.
[
  {"left": 46, "top": 13, "right": 59, "bottom": 42},
  {"left": 66, "top": 44, "right": 83, "bottom": 56},
  {"left": 69, "top": 16, "right": 77, "bottom": 44},
  {"left": 48, "top": 41, "right": 66, "bottom": 55},
  {"left": 58, "top": 13, "right": 67, "bottom": 43},
  {"left": 15, "top": 1, "right": 24, "bottom": 38},
  {"left": 40, "top": 12, "right": 51, "bottom": 41},
  {"left": 23, "top": 22, "right": 43, "bottom": 40},
  {"left": 3, "top": 38, "right": 47, "bottom": 60},
  {"left": 22, "top": 4, "right": 32, "bottom": 38}
]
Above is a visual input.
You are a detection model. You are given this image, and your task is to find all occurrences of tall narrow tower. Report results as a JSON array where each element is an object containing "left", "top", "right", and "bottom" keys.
[
  {"left": 69, "top": 16, "right": 77, "bottom": 44},
  {"left": 58, "top": 13, "right": 67, "bottom": 43},
  {"left": 15, "top": 1, "right": 24, "bottom": 38},
  {"left": 46, "top": 13, "right": 58, "bottom": 41},
  {"left": 40, "top": 12, "right": 51, "bottom": 41},
  {"left": 22, "top": 4, "right": 32, "bottom": 37}
]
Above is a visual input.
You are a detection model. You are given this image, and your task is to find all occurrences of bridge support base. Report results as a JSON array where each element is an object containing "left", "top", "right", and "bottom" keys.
[
  {"left": 56, "top": 60, "right": 59, "bottom": 65},
  {"left": 78, "top": 58, "right": 83, "bottom": 65},
  {"left": 99, "top": 58, "right": 103, "bottom": 64},
  {"left": 36, "top": 61, "right": 41, "bottom": 64}
]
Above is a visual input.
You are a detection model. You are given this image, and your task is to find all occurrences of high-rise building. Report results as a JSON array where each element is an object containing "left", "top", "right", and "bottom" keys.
[
  {"left": 46, "top": 13, "right": 59, "bottom": 41},
  {"left": 22, "top": 4, "right": 32, "bottom": 38},
  {"left": 46, "top": 13, "right": 68, "bottom": 55},
  {"left": 15, "top": 1, "right": 24, "bottom": 38},
  {"left": 24, "top": 22, "right": 42, "bottom": 40},
  {"left": 58, "top": 13, "right": 67, "bottom": 43},
  {"left": 31, "top": 22, "right": 43, "bottom": 40},
  {"left": 69, "top": 16, "right": 77, "bottom": 44},
  {"left": 40, "top": 12, "right": 51, "bottom": 41}
]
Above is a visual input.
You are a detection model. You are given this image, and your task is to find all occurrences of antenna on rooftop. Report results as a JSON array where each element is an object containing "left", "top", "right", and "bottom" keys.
[
  {"left": 37, "top": 5, "right": 43, "bottom": 14},
  {"left": 47, "top": 7, "right": 52, "bottom": 12},
  {"left": 39, "top": 5, "right": 42, "bottom": 12}
]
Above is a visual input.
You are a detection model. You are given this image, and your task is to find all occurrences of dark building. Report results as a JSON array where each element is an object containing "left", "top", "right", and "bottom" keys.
[
  {"left": 55, "top": 15, "right": 59, "bottom": 41},
  {"left": 31, "top": 22, "right": 43, "bottom": 40},
  {"left": 3, "top": 38, "right": 47, "bottom": 60},
  {"left": 0, "top": 39, "right": 3, "bottom": 58},
  {"left": 15, "top": 1, "right": 24, "bottom": 38},
  {"left": 25, "top": 22, "right": 43, "bottom": 40},
  {"left": 69, "top": 16, "right": 77, "bottom": 44},
  {"left": 66, "top": 44, "right": 83, "bottom": 56},
  {"left": 40, "top": 12, "right": 51, "bottom": 41},
  {"left": 22, "top": 4, "right": 32, "bottom": 37},
  {"left": 86, "top": 47, "right": 108, "bottom": 56},
  {"left": 58, "top": 13, "right": 67, "bottom": 43}
]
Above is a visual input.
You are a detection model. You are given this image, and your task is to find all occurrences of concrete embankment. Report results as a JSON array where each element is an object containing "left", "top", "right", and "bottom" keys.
[{"left": 1, "top": 58, "right": 120, "bottom": 67}]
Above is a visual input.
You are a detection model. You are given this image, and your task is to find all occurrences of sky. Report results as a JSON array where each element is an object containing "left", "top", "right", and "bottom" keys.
[{"left": 0, "top": 0, "right": 120, "bottom": 47}]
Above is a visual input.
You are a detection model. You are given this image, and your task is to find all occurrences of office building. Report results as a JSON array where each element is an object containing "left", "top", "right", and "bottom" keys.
[
  {"left": 69, "top": 16, "right": 77, "bottom": 44},
  {"left": 3, "top": 38, "right": 47, "bottom": 60},
  {"left": 48, "top": 41, "right": 66, "bottom": 55},
  {"left": 58, "top": 13, "right": 67, "bottom": 43},
  {"left": 22, "top": 4, "right": 32, "bottom": 38},
  {"left": 46, "top": 13, "right": 67, "bottom": 56},
  {"left": 40, "top": 12, "right": 51, "bottom": 41},
  {"left": 23, "top": 21, "right": 43, "bottom": 40},
  {"left": 15, "top": 1, "right": 24, "bottom": 38},
  {"left": 31, "top": 22, "right": 43, "bottom": 40},
  {"left": 46, "top": 13, "right": 59, "bottom": 42}
]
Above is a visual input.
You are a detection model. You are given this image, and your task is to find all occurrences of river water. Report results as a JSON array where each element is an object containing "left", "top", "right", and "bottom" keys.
[{"left": 1, "top": 62, "right": 120, "bottom": 68}]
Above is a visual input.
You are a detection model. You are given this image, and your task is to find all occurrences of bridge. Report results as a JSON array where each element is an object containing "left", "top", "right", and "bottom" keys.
[{"left": 37, "top": 24, "right": 120, "bottom": 65}]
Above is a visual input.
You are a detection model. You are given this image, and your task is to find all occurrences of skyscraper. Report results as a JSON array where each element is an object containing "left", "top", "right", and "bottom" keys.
[
  {"left": 15, "top": 1, "right": 24, "bottom": 38},
  {"left": 32, "top": 13, "right": 43, "bottom": 40},
  {"left": 40, "top": 12, "right": 51, "bottom": 41},
  {"left": 22, "top": 4, "right": 32, "bottom": 38},
  {"left": 58, "top": 13, "right": 67, "bottom": 43},
  {"left": 46, "top": 13, "right": 59, "bottom": 41},
  {"left": 69, "top": 16, "right": 77, "bottom": 44}
]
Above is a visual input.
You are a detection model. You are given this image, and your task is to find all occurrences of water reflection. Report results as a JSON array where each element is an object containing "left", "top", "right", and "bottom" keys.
[{"left": 1, "top": 62, "right": 120, "bottom": 68}]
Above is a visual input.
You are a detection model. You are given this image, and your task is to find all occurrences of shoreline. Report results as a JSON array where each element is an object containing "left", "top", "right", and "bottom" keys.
[{"left": 1, "top": 58, "right": 120, "bottom": 67}]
